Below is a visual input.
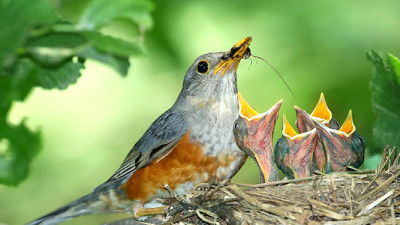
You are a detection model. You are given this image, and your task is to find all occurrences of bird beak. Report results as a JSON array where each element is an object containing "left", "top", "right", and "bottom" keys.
[
  {"left": 294, "top": 106, "right": 330, "bottom": 173},
  {"left": 238, "top": 93, "right": 283, "bottom": 182},
  {"left": 314, "top": 111, "right": 362, "bottom": 172},
  {"left": 214, "top": 37, "right": 252, "bottom": 76},
  {"left": 313, "top": 111, "right": 353, "bottom": 159},
  {"left": 238, "top": 92, "right": 259, "bottom": 119},
  {"left": 310, "top": 92, "right": 332, "bottom": 124},
  {"left": 238, "top": 92, "right": 283, "bottom": 125},
  {"left": 294, "top": 106, "right": 315, "bottom": 133},
  {"left": 314, "top": 110, "right": 355, "bottom": 141},
  {"left": 282, "top": 114, "right": 319, "bottom": 178},
  {"left": 338, "top": 110, "right": 356, "bottom": 137}
]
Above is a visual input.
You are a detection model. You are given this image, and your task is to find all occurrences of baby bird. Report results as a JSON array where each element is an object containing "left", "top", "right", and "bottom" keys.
[
  {"left": 274, "top": 113, "right": 319, "bottom": 179},
  {"left": 233, "top": 93, "right": 283, "bottom": 183}
]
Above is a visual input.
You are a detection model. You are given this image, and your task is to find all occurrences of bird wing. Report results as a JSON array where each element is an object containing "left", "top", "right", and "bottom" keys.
[{"left": 94, "top": 108, "right": 187, "bottom": 191}]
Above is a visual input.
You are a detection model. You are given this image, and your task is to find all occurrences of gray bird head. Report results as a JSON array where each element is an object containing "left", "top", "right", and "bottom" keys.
[{"left": 175, "top": 37, "right": 252, "bottom": 109}]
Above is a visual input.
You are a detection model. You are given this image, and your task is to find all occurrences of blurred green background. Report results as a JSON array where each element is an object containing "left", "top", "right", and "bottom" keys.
[{"left": 1, "top": 0, "right": 400, "bottom": 224}]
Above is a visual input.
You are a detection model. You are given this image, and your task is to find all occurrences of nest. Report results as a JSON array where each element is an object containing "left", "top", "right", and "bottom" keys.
[
  {"left": 108, "top": 147, "right": 400, "bottom": 225},
  {"left": 160, "top": 146, "right": 400, "bottom": 225}
]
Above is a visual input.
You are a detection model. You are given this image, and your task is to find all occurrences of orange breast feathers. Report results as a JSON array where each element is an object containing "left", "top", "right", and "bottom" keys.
[{"left": 121, "top": 132, "right": 237, "bottom": 203}]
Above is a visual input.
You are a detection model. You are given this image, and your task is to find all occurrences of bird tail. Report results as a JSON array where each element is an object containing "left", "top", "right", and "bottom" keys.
[
  {"left": 26, "top": 193, "right": 95, "bottom": 225},
  {"left": 26, "top": 179, "right": 131, "bottom": 225}
]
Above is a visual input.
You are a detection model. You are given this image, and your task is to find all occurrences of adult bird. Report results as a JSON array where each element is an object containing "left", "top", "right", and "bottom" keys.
[
  {"left": 233, "top": 93, "right": 282, "bottom": 183},
  {"left": 28, "top": 37, "right": 252, "bottom": 225}
]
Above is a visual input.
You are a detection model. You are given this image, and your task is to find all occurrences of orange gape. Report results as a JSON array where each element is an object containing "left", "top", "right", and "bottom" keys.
[{"left": 121, "top": 133, "right": 236, "bottom": 203}]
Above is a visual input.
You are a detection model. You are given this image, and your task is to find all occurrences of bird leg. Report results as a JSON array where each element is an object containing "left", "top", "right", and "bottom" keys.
[{"left": 134, "top": 206, "right": 166, "bottom": 217}]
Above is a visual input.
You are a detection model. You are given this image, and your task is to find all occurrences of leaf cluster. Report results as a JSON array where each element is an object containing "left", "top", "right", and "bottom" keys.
[
  {"left": 0, "top": 0, "right": 153, "bottom": 185},
  {"left": 368, "top": 50, "right": 400, "bottom": 150}
]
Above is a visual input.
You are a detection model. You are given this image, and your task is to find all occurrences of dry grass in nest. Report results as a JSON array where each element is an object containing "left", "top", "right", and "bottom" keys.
[
  {"left": 160, "top": 146, "right": 400, "bottom": 225},
  {"left": 108, "top": 147, "right": 400, "bottom": 225}
]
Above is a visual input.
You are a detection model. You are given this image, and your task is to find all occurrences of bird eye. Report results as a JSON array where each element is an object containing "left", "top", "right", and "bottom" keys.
[
  {"left": 233, "top": 120, "right": 240, "bottom": 130},
  {"left": 197, "top": 60, "right": 209, "bottom": 74},
  {"left": 233, "top": 118, "right": 248, "bottom": 135},
  {"left": 275, "top": 139, "right": 283, "bottom": 148},
  {"left": 358, "top": 135, "right": 365, "bottom": 147}
]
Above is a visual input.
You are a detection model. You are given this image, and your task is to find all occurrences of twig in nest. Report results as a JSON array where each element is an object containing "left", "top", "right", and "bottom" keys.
[
  {"left": 357, "top": 189, "right": 394, "bottom": 216},
  {"left": 358, "top": 171, "right": 400, "bottom": 201},
  {"left": 329, "top": 176, "right": 338, "bottom": 204},
  {"left": 195, "top": 208, "right": 220, "bottom": 225},
  {"left": 390, "top": 204, "right": 396, "bottom": 225},
  {"left": 229, "top": 185, "right": 297, "bottom": 220},
  {"left": 202, "top": 179, "right": 230, "bottom": 202},
  {"left": 307, "top": 198, "right": 338, "bottom": 212},
  {"left": 164, "top": 210, "right": 197, "bottom": 225},
  {"left": 236, "top": 176, "right": 314, "bottom": 188},
  {"left": 162, "top": 148, "right": 400, "bottom": 225},
  {"left": 346, "top": 166, "right": 360, "bottom": 171},
  {"left": 344, "top": 187, "right": 353, "bottom": 216},
  {"left": 361, "top": 146, "right": 393, "bottom": 194},
  {"left": 378, "top": 145, "right": 390, "bottom": 171}
]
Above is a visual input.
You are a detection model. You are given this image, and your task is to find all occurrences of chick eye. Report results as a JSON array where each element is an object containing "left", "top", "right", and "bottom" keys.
[
  {"left": 233, "top": 120, "right": 240, "bottom": 130},
  {"left": 197, "top": 60, "right": 209, "bottom": 74},
  {"left": 233, "top": 118, "right": 248, "bottom": 135},
  {"left": 275, "top": 139, "right": 283, "bottom": 149},
  {"left": 358, "top": 135, "right": 365, "bottom": 147}
]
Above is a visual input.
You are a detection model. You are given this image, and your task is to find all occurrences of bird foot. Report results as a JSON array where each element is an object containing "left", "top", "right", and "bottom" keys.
[{"left": 134, "top": 206, "right": 166, "bottom": 217}]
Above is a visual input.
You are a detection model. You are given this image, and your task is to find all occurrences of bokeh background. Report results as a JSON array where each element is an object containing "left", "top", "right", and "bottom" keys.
[{"left": 1, "top": 0, "right": 400, "bottom": 224}]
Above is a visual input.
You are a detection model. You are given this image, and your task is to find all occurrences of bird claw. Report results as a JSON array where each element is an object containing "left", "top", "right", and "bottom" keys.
[{"left": 134, "top": 206, "right": 166, "bottom": 218}]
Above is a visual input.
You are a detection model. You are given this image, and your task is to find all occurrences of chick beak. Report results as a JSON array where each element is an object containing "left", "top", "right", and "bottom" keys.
[
  {"left": 314, "top": 110, "right": 355, "bottom": 143},
  {"left": 290, "top": 130, "right": 318, "bottom": 179},
  {"left": 238, "top": 93, "right": 283, "bottom": 182},
  {"left": 238, "top": 92, "right": 259, "bottom": 119},
  {"left": 313, "top": 115, "right": 354, "bottom": 171},
  {"left": 338, "top": 110, "right": 356, "bottom": 137},
  {"left": 214, "top": 37, "right": 252, "bottom": 76},
  {"left": 294, "top": 106, "right": 328, "bottom": 172},
  {"left": 282, "top": 115, "right": 319, "bottom": 179},
  {"left": 250, "top": 100, "right": 283, "bottom": 182},
  {"left": 295, "top": 106, "right": 315, "bottom": 133},
  {"left": 310, "top": 92, "right": 332, "bottom": 124}
]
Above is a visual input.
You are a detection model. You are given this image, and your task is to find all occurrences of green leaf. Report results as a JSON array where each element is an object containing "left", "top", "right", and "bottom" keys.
[
  {"left": 84, "top": 31, "right": 143, "bottom": 57},
  {"left": 78, "top": 47, "right": 130, "bottom": 76},
  {"left": 0, "top": 120, "right": 42, "bottom": 186},
  {"left": 388, "top": 54, "right": 400, "bottom": 84},
  {"left": 27, "top": 46, "right": 76, "bottom": 67},
  {"left": 0, "top": 60, "right": 37, "bottom": 114},
  {"left": 28, "top": 29, "right": 87, "bottom": 49},
  {"left": 34, "top": 59, "right": 85, "bottom": 90},
  {"left": 0, "top": 0, "right": 57, "bottom": 69},
  {"left": 78, "top": 0, "right": 153, "bottom": 30},
  {"left": 26, "top": 31, "right": 88, "bottom": 67},
  {"left": 0, "top": 0, "right": 152, "bottom": 187},
  {"left": 368, "top": 50, "right": 400, "bottom": 149}
]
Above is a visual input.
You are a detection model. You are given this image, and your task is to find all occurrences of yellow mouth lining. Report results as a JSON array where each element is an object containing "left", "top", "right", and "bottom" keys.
[
  {"left": 214, "top": 37, "right": 252, "bottom": 76},
  {"left": 311, "top": 92, "right": 332, "bottom": 123},
  {"left": 283, "top": 114, "right": 316, "bottom": 140},
  {"left": 282, "top": 114, "right": 298, "bottom": 138},
  {"left": 238, "top": 92, "right": 259, "bottom": 119},
  {"left": 339, "top": 110, "right": 355, "bottom": 136}
]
